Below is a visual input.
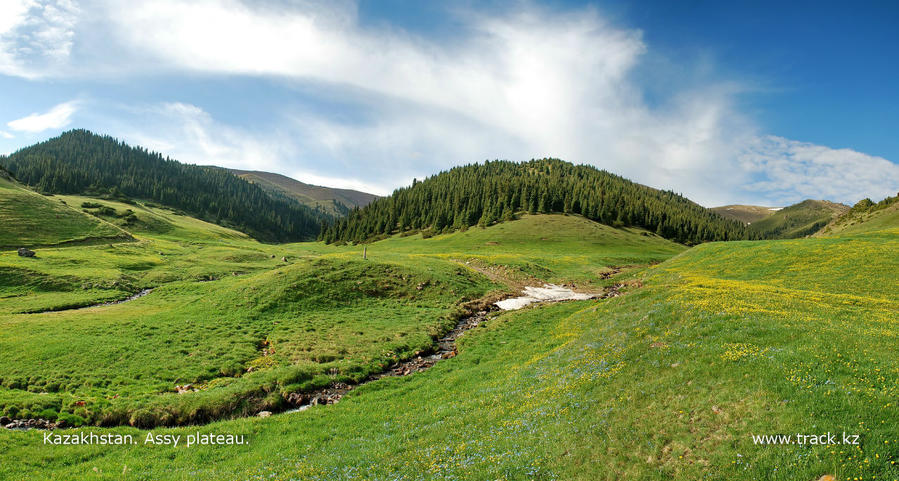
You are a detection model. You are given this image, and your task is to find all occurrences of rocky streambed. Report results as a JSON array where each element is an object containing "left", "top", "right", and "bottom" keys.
[
  {"left": 1, "top": 417, "right": 66, "bottom": 430},
  {"left": 280, "top": 309, "right": 492, "bottom": 414}
]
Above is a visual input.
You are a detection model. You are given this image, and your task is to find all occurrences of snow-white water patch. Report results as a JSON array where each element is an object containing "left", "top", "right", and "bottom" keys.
[
  {"left": 495, "top": 284, "right": 595, "bottom": 310},
  {"left": 284, "top": 405, "right": 311, "bottom": 414}
]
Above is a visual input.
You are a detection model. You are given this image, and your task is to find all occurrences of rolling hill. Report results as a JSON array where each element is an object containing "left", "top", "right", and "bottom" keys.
[
  {"left": 322, "top": 158, "right": 751, "bottom": 245},
  {"left": 0, "top": 212, "right": 681, "bottom": 430},
  {"left": 711, "top": 204, "right": 780, "bottom": 224},
  {"left": 229, "top": 169, "right": 377, "bottom": 217},
  {"left": 0, "top": 130, "right": 328, "bottom": 242},
  {"left": 746, "top": 199, "right": 849, "bottom": 238}
]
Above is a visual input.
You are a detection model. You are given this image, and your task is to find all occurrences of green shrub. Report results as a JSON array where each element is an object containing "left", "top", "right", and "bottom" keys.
[
  {"left": 57, "top": 412, "right": 86, "bottom": 426},
  {"left": 37, "top": 408, "right": 58, "bottom": 420}
]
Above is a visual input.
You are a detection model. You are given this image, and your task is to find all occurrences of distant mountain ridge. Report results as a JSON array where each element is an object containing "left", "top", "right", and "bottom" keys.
[
  {"left": 711, "top": 205, "right": 781, "bottom": 224},
  {"left": 228, "top": 169, "right": 377, "bottom": 217},
  {"left": 0, "top": 130, "right": 327, "bottom": 242}
]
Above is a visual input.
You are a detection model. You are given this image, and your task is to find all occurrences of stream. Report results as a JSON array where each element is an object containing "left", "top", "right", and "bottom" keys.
[
  {"left": 24, "top": 288, "right": 154, "bottom": 315},
  {"left": 5, "top": 283, "right": 621, "bottom": 429}
]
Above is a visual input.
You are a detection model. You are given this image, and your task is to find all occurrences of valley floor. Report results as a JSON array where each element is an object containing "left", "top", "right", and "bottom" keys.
[{"left": 1, "top": 209, "right": 897, "bottom": 480}]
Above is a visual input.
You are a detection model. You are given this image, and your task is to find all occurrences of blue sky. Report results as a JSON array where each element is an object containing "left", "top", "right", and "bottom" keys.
[{"left": 1, "top": 0, "right": 897, "bottom": 206}]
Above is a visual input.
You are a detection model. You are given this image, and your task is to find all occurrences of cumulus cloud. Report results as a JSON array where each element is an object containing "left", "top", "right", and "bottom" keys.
[
  {"left": 739, "top": 136, "right": 899, "bottom": 205},
  {"left": 1, "top": 1, "right": 896, "bottom": 205},
  {"left": 97, "top": 0, "right": 747, "bottom": 201},
  {"left": 115, "top": 102, "right": 283, "bottom": 170},
  {"left": 7, "top": 100, "right": 79, "bottom": 132},
  {"left": 110, "top": 102, "right": 396, "bottom": 195}
]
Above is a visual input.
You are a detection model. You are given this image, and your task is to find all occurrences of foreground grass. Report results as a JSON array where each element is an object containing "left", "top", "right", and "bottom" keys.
[{"left": 0, "top": 211, "right": 896, "bottom": 479}]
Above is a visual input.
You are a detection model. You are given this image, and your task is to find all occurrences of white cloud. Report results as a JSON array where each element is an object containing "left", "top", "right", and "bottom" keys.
[
  {"left": 103, "top": 1, "right": 648, "bottom": 154},
  {"left": 0, "top": 0, "right": 80, "bottom": 78},
  {"left": 2, "top": 1, "right": 896, "bottom": 205},
  {"left": 92, "top": 0, "right": 856, "bottom": 205},
  {"left": 107, "top": 101, "right": 392, "bottom": 193},
  {"left": 117, "top": 102, "right": 280, "bottom": 170},
  {"left": 0, "top": 130, "right": 13, "bottom": 139},
  {"left": 7, "top": 100, "right": 79, "bottom": 132},
  {"left": 739, "top": 136, "right": 899, "bottom": 205}
]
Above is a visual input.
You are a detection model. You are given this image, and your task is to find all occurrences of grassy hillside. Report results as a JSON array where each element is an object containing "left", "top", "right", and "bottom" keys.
[
  {"left": 0, "top": 177, "right": 128, "bottom": 249},
  {"left": 747, "top": 199, "right": 849, "bottom": 238},
  {"left": 230, "top": 169, "right": 377, "bottom": 217},
  {"left": 816, "top": 195, "right": 899, "bottom": 237},
  {"left": 1, "top": 208, "right": 896, "bottom": 480},
  {"left": 369, "top": 213, "right": 684, "bottom": 284},
  {"left": 711, "top": 204, "right": 779, "bottom": 224},
  {"left": 0, "top": 194, "right": 299, "bottom": 322},
  {"left": 58, "top": 195, "right": 253, "bottom": 243}
]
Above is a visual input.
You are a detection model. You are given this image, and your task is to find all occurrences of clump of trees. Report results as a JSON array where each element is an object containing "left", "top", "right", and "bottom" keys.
[{"left": 849, "top": 195, "right": 897, "bottom": 215}]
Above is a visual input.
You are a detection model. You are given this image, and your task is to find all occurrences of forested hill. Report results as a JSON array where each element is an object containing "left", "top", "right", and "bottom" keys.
[
  {"left": 0, "top": 130, "right": 326, "bottom": 242},
  {"left": 321, "top": 159, "right": 751, "bottom": 245}
]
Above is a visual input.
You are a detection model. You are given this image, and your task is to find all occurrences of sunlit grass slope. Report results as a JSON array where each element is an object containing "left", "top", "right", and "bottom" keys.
[
  {"left": 53, "top": 194, "right": 253, "bottom": 242},
  {"left": 2, "top": 228, "right": 896, "bottom": 480},
  {"left": 1, "top": 211, "right": 681, "bottom": 430},
  {"left": 368, "top": 213, "right": 685, "bottom": 284},
  {"left": 0, "top": 178, "right": 126, "bottom": 249}
]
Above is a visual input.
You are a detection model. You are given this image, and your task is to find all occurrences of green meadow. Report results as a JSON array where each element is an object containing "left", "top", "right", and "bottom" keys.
[
  {"left": 1, "top": 193, "right": 897, "bottom": 480},
  {"left": 0, "top": 203, "right": 678, "bottom": 427},
  {"left": 0, "top": 178, "right": 127, "bottom": 249}
]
